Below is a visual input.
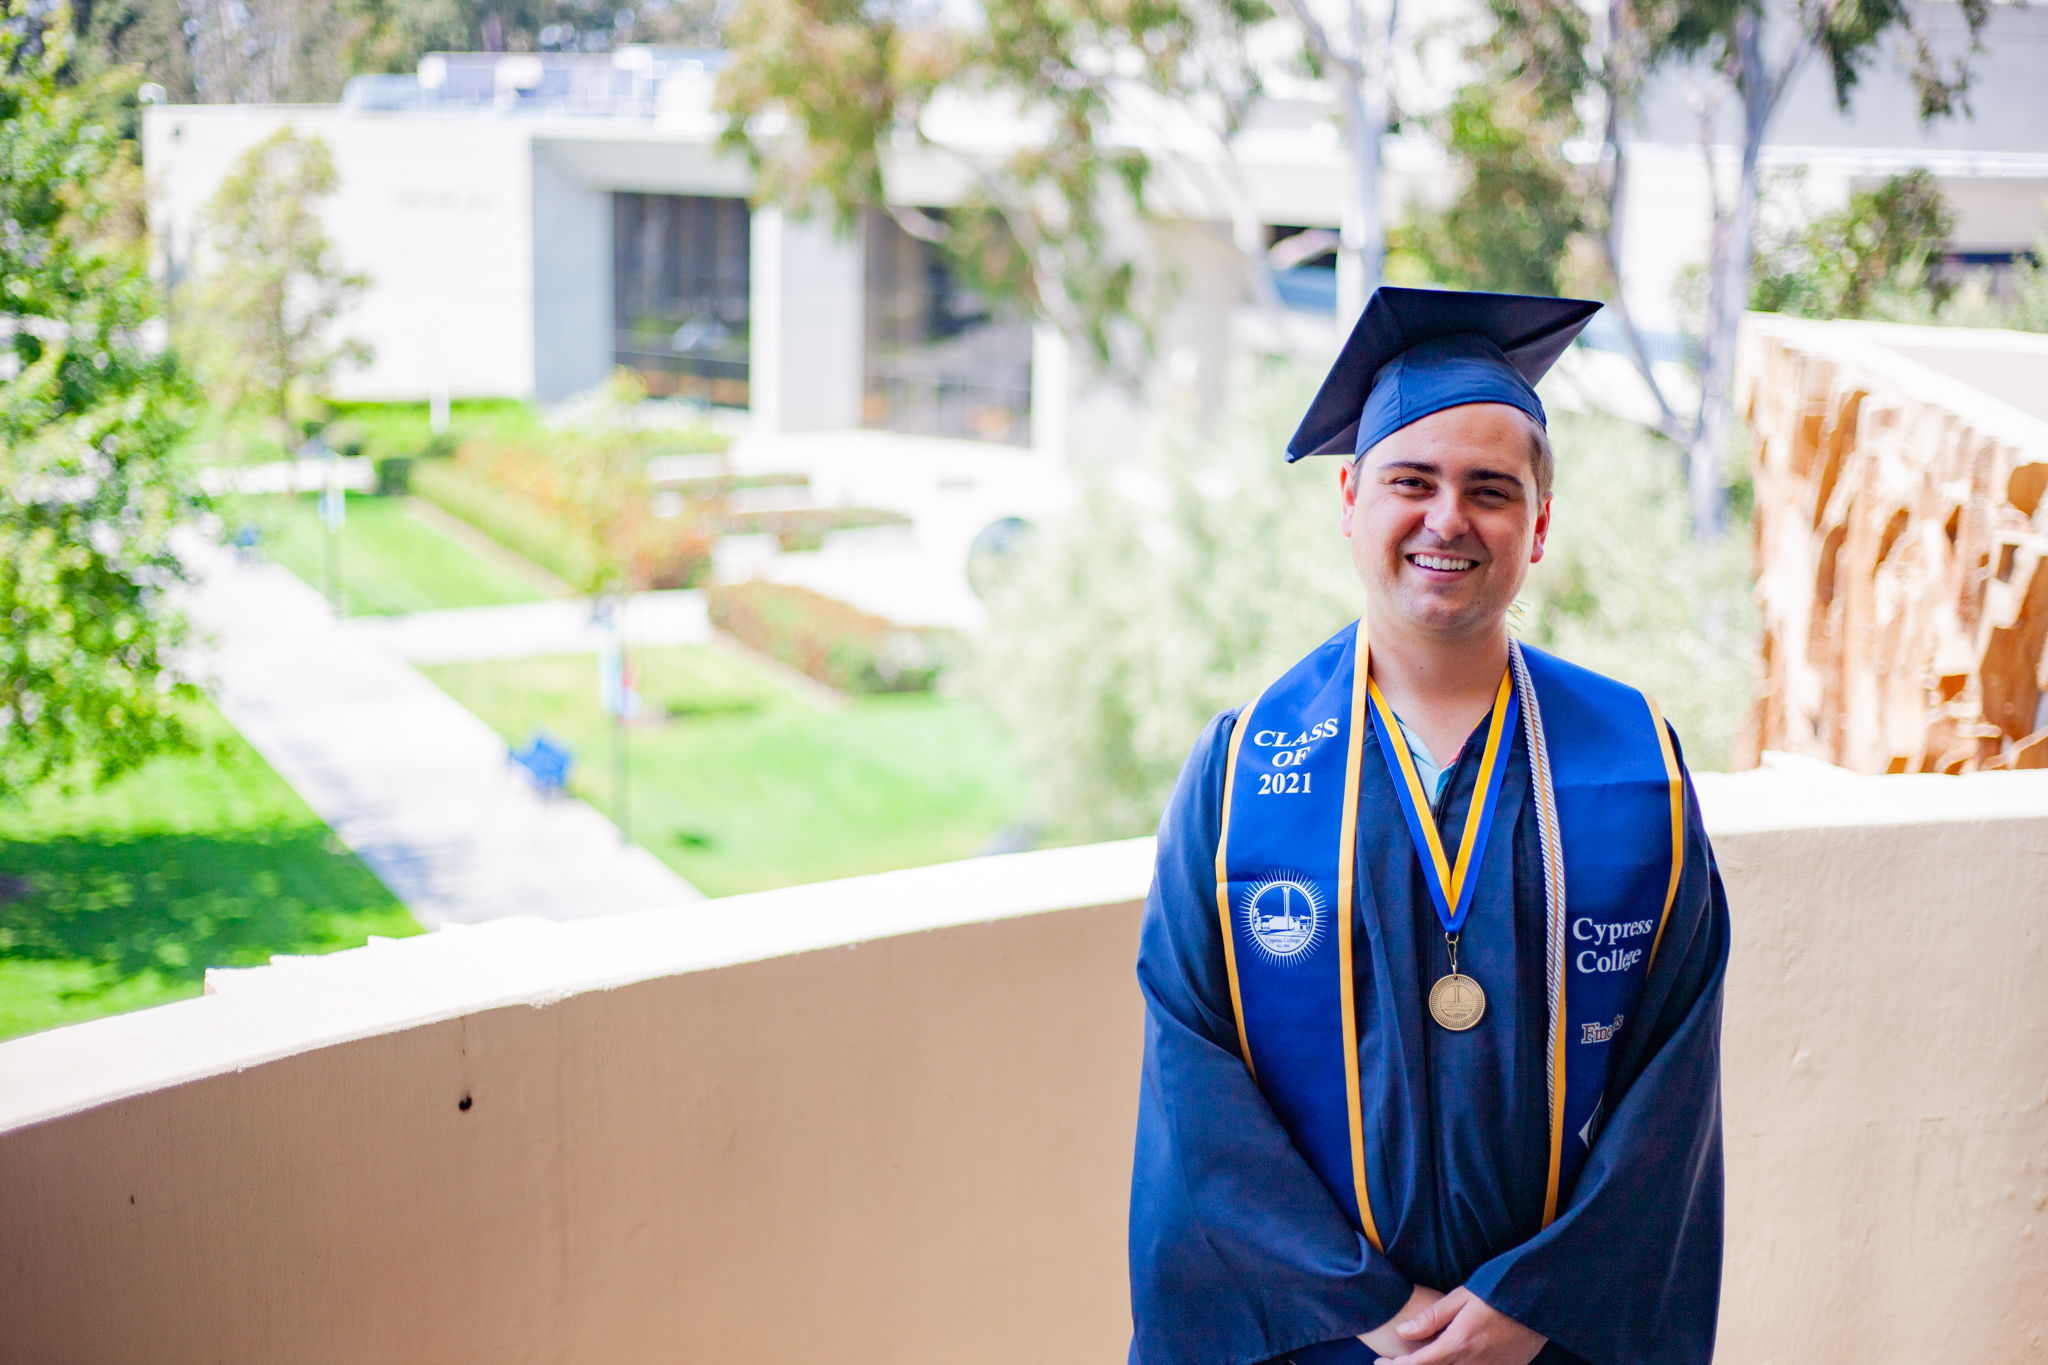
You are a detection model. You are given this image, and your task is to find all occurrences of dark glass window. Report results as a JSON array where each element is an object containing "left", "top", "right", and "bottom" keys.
[
  {"left": 1267, "top": 224, "right": 1339, "bottom": 314},
  {"left": 613, "top": 193, "right": 750, "bottom": 406},
  {"left": 863, "top": 208, "right": 1032, "bottom": 446}
]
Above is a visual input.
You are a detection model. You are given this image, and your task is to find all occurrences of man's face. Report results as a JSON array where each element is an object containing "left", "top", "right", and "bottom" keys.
[{"left": 1338, "top": 401, "right": 1551, "bottom": 641}]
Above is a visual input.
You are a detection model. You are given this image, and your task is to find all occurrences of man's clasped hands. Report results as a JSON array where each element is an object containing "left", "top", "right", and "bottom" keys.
[{"left": 1359, "top": 1283, "right": 1548, "bottom": 1365}]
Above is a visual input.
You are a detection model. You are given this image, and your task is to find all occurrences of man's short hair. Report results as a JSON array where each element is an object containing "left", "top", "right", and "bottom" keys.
[
  {"left": 1526, "top": 413, "right": 1555, "bottom": 502},
  {"left": 1352, "top": 406, "right": 1556, "bottom": 500}
]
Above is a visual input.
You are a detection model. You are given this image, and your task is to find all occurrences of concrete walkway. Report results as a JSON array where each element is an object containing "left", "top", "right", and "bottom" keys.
[
  {"left": 178, "top": 537, "right": 701, "bottom": 926},
  {"left": 350, "top": 591, "right": 712, "bottom": 665},
  {"left": 714, "top": 429, "right": 1073, "bottom": 629}
]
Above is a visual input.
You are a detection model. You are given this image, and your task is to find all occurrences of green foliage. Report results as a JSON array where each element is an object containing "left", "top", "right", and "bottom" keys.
[
  {"left": 0, "top": 698, "right": 419, "bottom": 1040},
  {"left": 254, "top": 492, "right": 553, "bottom": 615},
  {"left": 65, "top": 0, "right": 726, "bottom": 104},
  {"left": 970, "top": 363, "right": 1361, "bottom": 840},
  {"left": 1393, "top": 86, "right": 1592, "bottom": 296},
  {"left": 0, "top": 7, "right": 204, "bottom": 800},
  {"left": 325, "top": 396, "right": 539, "bottom": 462},
  {"left": 182, "top": 127, "right": 369, "bottom": 427},
  {"left": 1647, "top": 0, "right": 1987, "bottom": 124},
  {"left": 715, "top": 0, "right": 1269, "bottom": 378},
  {"left": 419, "top": 425, "right": 717, "bottom": 593},
  {"left": 1887, "top": 238, "right": 2048, "bottom": 334},
  {"left": 411, "top": 455, "right": 610, "bottom": 590},
  {"left": 970, "top": 369, "right": 1758, "bottom": 840},
  {"left": 707, "top": 581, "right": 947, "bottom": 694},
  {"left": 1586, "top": 0, "right": 1989, "bottom": 542},
  {"left": 1517, "top": 411, "right": 1756, "bottom": 769},
  {"left": 1393, "top": 0, "right": 1596, "bottom": 297},
  {"left": 1752, "top": 169, "right": 1956, "bottom": 321},
  {"left": 1752, "top": 172, "right": 2048, "bottom": 334},
  {"left": 424, "top": 646, "right": 1020, "bottom": 896}
]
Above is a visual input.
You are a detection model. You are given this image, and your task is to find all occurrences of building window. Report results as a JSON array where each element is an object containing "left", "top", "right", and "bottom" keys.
[
  {"left": 1267, "top": 224, "right": 1339, "bottom": 314},
  {"left": 613, "top": 193, "right": 750, "bottom": 406},
  {"left": 863, "top": 208, "right": 1032, "bottom": 446}
]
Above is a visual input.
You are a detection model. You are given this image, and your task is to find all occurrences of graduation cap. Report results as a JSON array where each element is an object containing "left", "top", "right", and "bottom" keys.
[{"left": 1286, "top": 287, "right": 1602, "bottom": 461}]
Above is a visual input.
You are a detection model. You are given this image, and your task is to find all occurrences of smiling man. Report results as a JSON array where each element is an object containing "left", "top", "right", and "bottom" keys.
[{"left": 1127, "top": 289, "right": 1729, "bottom": 1365}]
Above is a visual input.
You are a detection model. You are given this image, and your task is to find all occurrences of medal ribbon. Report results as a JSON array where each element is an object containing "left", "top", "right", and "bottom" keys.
[{"left": 1364, "top": 664, "right": 1519, "bottom": 936}]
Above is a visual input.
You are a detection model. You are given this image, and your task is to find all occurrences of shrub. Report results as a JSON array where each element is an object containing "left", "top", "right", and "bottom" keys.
[
  {"left": 415, "top": 430, "right": 717, "bottom": 593},
  {"left": 1751, "top": 169, "right": 1955, "bottom": 321},
  {"left": 411, "top": 458, "right": 606, "bottom": 589},
  {"left": 968, "top": 366, "right": 1360, "bottom": 841},
  {"left": 325, "top": 399, "right": 537, "bottom": 463},
  {"left": 373, "top": 457, "right": 413, "bottom": 496},
  {"left": 968, "top": 365, "right": 1758, "bottom": 842},
  {"left": 707, "top": 581, "right": 948, "bottom": 694},
  {"left": 722, "top": 505, "right": 913, "bottom": 552}
]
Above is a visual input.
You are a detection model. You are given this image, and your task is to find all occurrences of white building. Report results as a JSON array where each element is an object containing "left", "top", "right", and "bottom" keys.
[{"left": 142, "top": 6, "right": 2048, "bottom": 462}]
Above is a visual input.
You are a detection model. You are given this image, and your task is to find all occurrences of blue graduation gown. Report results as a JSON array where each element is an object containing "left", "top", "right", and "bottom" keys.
[{"left": 1129, "top": 702, "right": 1728, "bottom": 1365}]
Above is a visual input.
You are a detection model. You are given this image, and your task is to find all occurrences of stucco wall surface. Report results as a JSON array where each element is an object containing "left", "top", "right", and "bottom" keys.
[
  {"left": 144, "top": 107, "right": 541, "bottom": 402},
  {"left": 1, "top": 774, "right": 2045, "bottom": 1364}
]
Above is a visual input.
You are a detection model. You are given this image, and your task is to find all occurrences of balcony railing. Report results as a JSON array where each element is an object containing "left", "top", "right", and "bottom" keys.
[{"left": 4, "top": 768, "right": 2047, "bottom": 1362}]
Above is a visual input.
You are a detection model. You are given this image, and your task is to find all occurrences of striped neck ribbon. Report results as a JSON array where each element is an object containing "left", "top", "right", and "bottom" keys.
[{"left": 1364, "top": 664, "right": 1519, "bottom": 937}]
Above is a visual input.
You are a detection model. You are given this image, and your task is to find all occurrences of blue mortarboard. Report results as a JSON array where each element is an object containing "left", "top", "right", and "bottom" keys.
[{"left": 1285, "top": 286, "right": 1602, "bottom": 461}]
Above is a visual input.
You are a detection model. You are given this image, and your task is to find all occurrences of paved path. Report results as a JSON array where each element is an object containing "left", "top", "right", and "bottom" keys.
[
  {"left": 178, "top": 538, "right": 701, "bottom": 926},
  {"left": 713, "top": 429, "right": 1073, "bottom": 629},
  {"left": 197, "top": 457, "right": 376, "bottom": 496},
  {"left": 351, "top": 591, "right": 711, "bottom": 665}
]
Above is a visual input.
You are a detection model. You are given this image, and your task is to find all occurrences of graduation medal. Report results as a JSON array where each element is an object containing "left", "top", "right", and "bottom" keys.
[
  {"left": 1427, "top": 966, "right": 1486, "bottom": 1031},
  {"left": 1365, "top": 662, "right": 1519, "bottom": 1032}
]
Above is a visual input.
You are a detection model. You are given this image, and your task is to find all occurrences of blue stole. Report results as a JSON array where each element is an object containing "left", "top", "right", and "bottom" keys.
[{"left": 1215, "top": 621, "right": 1685, "bottom": 1255}]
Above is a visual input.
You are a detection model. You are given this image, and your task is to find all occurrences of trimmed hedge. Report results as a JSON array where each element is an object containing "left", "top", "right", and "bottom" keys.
[
  {"left": 722, "top": 505, "right": 912, "bottom": 553},
  {"left": 413, "top": 432, "right": 718, "bottom": 593},
  {"left": 706, "top": 581, "right": 948, "bottom": 694},
  {"left": 411, "top": 458, "right": 606, "bottom": 590}
]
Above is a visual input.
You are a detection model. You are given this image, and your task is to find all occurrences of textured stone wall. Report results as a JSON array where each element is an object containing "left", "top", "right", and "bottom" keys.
[{"left": 1735, "top": 316, "right": 2048, "bottom": 773}]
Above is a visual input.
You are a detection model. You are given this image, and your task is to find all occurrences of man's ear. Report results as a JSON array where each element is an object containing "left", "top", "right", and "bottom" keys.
[
  {"left": 1529, "top": 495, "right": 1552, "bottom": 565},
  {"left": 1339, "top": 460, "right": 1358, "bottom": 538}
]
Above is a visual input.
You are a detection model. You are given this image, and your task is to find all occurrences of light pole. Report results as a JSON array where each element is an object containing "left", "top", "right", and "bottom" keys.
[
  {"left": 596, "top": 595, "right": 633, "bottom": 844},
  {"left": 315, "top": 430, "right": 345, "bottom": 614}
]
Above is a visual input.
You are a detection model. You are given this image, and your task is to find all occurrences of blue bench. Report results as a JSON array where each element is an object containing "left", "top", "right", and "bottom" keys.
[{"left": 509, "top": 731, "right": 574, "bottom": 799}]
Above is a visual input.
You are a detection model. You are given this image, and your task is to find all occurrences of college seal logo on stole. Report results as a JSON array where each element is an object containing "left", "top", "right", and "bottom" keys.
[{"left": 1214, "top": 620, "right": 1686, "bottom": 1245}]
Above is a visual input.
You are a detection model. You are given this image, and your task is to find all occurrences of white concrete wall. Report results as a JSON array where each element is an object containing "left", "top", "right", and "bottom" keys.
[
  {"left": 519, "top": 128, "right": 762, "bottom": 403},
  {"left": 1612, "top": 146, "right": 2048, "bottom": 340},
  {"left": 143, "top": 90, "right": 2045, "bottom": 454},
  {"left": 3, "top": 770, "right": 2047, "bottom": 1364},
  {"left": 538, "top": 129, "right": 753, "bottom": 200},
  {"left": 1030, "top": 322, "right": 1073, "bottom": 464},
  {"left": 749, "top": 206, "right": 867, "bottom": 436},
  {"left": 145, "top": 108, "right": 540, "bottom": 402},
  {"left": 529, "top": 141, "right": 614, "bottom": 402}
]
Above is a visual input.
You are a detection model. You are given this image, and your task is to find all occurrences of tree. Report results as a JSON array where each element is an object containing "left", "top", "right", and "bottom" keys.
[
  {"left": 0, "top": 4, "right": 205, "bottom": 799},
  {"left": 63, "top": 0, "right": 196, "bottom": 99},
  {"left": 969, "top": 362, "right": 1359, "bottom": 838},
  {"left": 714, "top": 0, "right": 1278, "bottom": 380},
  {"left": 1587, "top": 0, "right": 1991, "bottom": 538},
  {"left": 1392, "top": 0, "right": 1597, "bottom": 297},
  {"left": 63, "top": 0, "right": 729, "bottom": 104},
  {"left": 1274, "top": 0, "right": 1397, "bottom": 321},
  {"left": 1751, "top": 168, "right": 1954, "bottom": 320},
  {"left": 1137, "top": 0, "right": 1299, "bottom": 345},
  {"left": 970, "top": 366, "right": 1758, "bottom": 836},
  {"left": 185, "top": 127, "right": 369, "bottom": 430}
]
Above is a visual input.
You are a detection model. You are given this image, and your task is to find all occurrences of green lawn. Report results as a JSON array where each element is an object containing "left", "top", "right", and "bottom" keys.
[
  {"left": 0, "top": 702, "right": 422, "bottom": 1041},
  {"left": 423, "top": 648, "right": 1021, "bottom": 896},
  {"left": 325, "top": 398, "right": 542, "bottom": 460},
  {"left": 254, "top": 492, "right": 551, "bottom": 616}
]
